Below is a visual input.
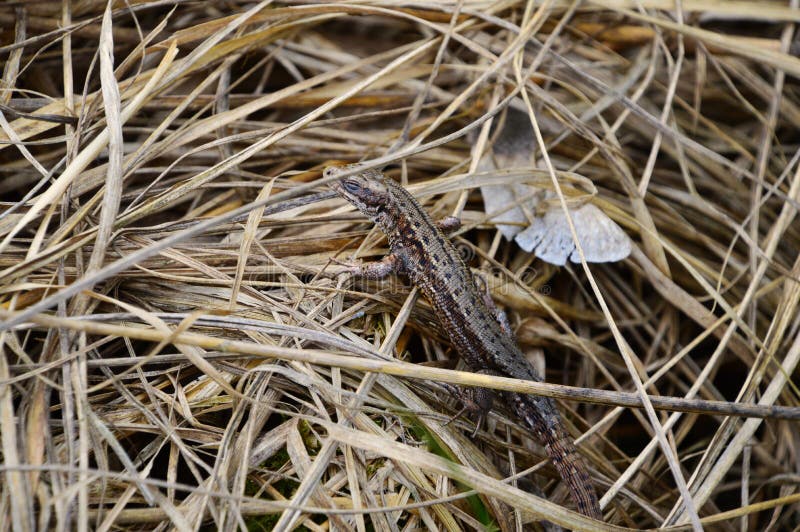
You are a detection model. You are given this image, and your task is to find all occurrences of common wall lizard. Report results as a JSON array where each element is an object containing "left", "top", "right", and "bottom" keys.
[{"left": 326, "top": 165, "right": 601, "bottom": 520}]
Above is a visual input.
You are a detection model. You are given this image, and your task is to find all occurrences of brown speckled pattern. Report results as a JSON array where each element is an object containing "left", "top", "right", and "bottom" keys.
[{"left": 328, "top": 166, "right": 601, "bottom": 520}]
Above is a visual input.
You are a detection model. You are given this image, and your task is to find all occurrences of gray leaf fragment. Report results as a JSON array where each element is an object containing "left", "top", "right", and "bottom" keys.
[
  {"left": 515, "top": 203, "right": 631, "bottom": 265},
  {"left": 479, "top": 182, "right": 539, "bottom": 240},
  {"left": 568, "top": 204, "right": 631, "bottom": 264}
]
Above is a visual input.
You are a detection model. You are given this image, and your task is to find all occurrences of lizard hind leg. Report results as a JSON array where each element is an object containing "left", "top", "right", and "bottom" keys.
[{"left": 441, "top": 369, "right": 498, "bottom": 436}]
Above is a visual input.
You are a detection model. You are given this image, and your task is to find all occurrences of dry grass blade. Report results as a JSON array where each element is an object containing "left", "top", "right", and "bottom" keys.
[
  {"left": 1, "top": 1, "right": 799, "bottom": 530},
  {"left": 6, "top": 308, "right": 800, "bottom": 423}
]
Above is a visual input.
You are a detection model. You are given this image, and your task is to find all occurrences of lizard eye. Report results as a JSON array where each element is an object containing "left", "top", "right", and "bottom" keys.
[{"left": 342, "top": 180, "right": 362, "bottom": 194}]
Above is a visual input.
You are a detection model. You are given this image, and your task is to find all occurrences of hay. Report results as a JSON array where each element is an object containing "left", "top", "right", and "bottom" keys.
[{"left": 1, "top": 1, "right": 799, "bottom": 530}]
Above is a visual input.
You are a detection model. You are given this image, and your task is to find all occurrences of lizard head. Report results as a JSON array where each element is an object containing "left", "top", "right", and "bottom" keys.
[{"left": 325, "top": 165, "right": 391, "bottom": 221}]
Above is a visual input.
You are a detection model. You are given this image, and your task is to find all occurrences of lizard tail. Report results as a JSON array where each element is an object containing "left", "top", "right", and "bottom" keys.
[{"left": 508, "top": 392, "right": 602, "bottom": 520}]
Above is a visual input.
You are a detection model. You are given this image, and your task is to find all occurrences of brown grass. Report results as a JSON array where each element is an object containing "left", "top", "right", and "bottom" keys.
[{"left": 1, "top": 1, "right": 799, "bottom": 530}]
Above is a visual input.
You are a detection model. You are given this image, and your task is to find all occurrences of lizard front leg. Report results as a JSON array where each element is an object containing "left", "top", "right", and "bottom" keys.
[{"left": 335, "top": 252, "right": 406, "bottom": 279}]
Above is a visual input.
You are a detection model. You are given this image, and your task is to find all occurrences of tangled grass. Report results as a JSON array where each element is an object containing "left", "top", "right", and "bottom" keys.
[{"left": 1, "top": 1, "right": 799, "bottom": 530}]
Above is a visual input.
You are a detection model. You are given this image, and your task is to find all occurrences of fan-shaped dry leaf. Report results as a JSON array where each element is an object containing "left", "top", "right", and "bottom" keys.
[
  {"left": 477, "top": 105, "right": 632, "bottom": 265},
  {"left": 516, "top": 201, "right": 633, "bottom": 265}
]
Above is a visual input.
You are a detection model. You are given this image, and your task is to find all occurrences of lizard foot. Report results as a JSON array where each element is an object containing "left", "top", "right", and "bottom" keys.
[{"left": 441, "top": 382, "right": 494, "bottom": 437}]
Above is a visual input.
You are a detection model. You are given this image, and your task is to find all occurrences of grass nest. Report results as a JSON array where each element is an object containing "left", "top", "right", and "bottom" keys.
[{"left": 1, "top": 1, "right": 799, "bottom": 531}]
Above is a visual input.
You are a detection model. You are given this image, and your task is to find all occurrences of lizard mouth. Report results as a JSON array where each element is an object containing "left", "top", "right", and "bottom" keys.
[
  {"left": 330, "top": 181, "right": 363, "bottom": 209},
  {"left": 329, "top": 180, "right": 347, "bottom": 197}
]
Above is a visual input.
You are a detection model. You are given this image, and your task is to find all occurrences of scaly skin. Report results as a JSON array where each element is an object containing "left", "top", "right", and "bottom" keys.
[{"left": 326, "top": 165, "right": 601, "bottom": 520}]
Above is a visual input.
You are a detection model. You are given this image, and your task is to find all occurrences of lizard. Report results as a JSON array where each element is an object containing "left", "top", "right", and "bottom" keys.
[{"left": 325, "top": 164, "right": 602, "bottom": 520}]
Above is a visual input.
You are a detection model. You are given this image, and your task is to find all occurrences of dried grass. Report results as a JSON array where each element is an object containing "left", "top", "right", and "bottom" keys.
[{"left": 1, "top": 1, "right": 799, "bottom": 530}]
